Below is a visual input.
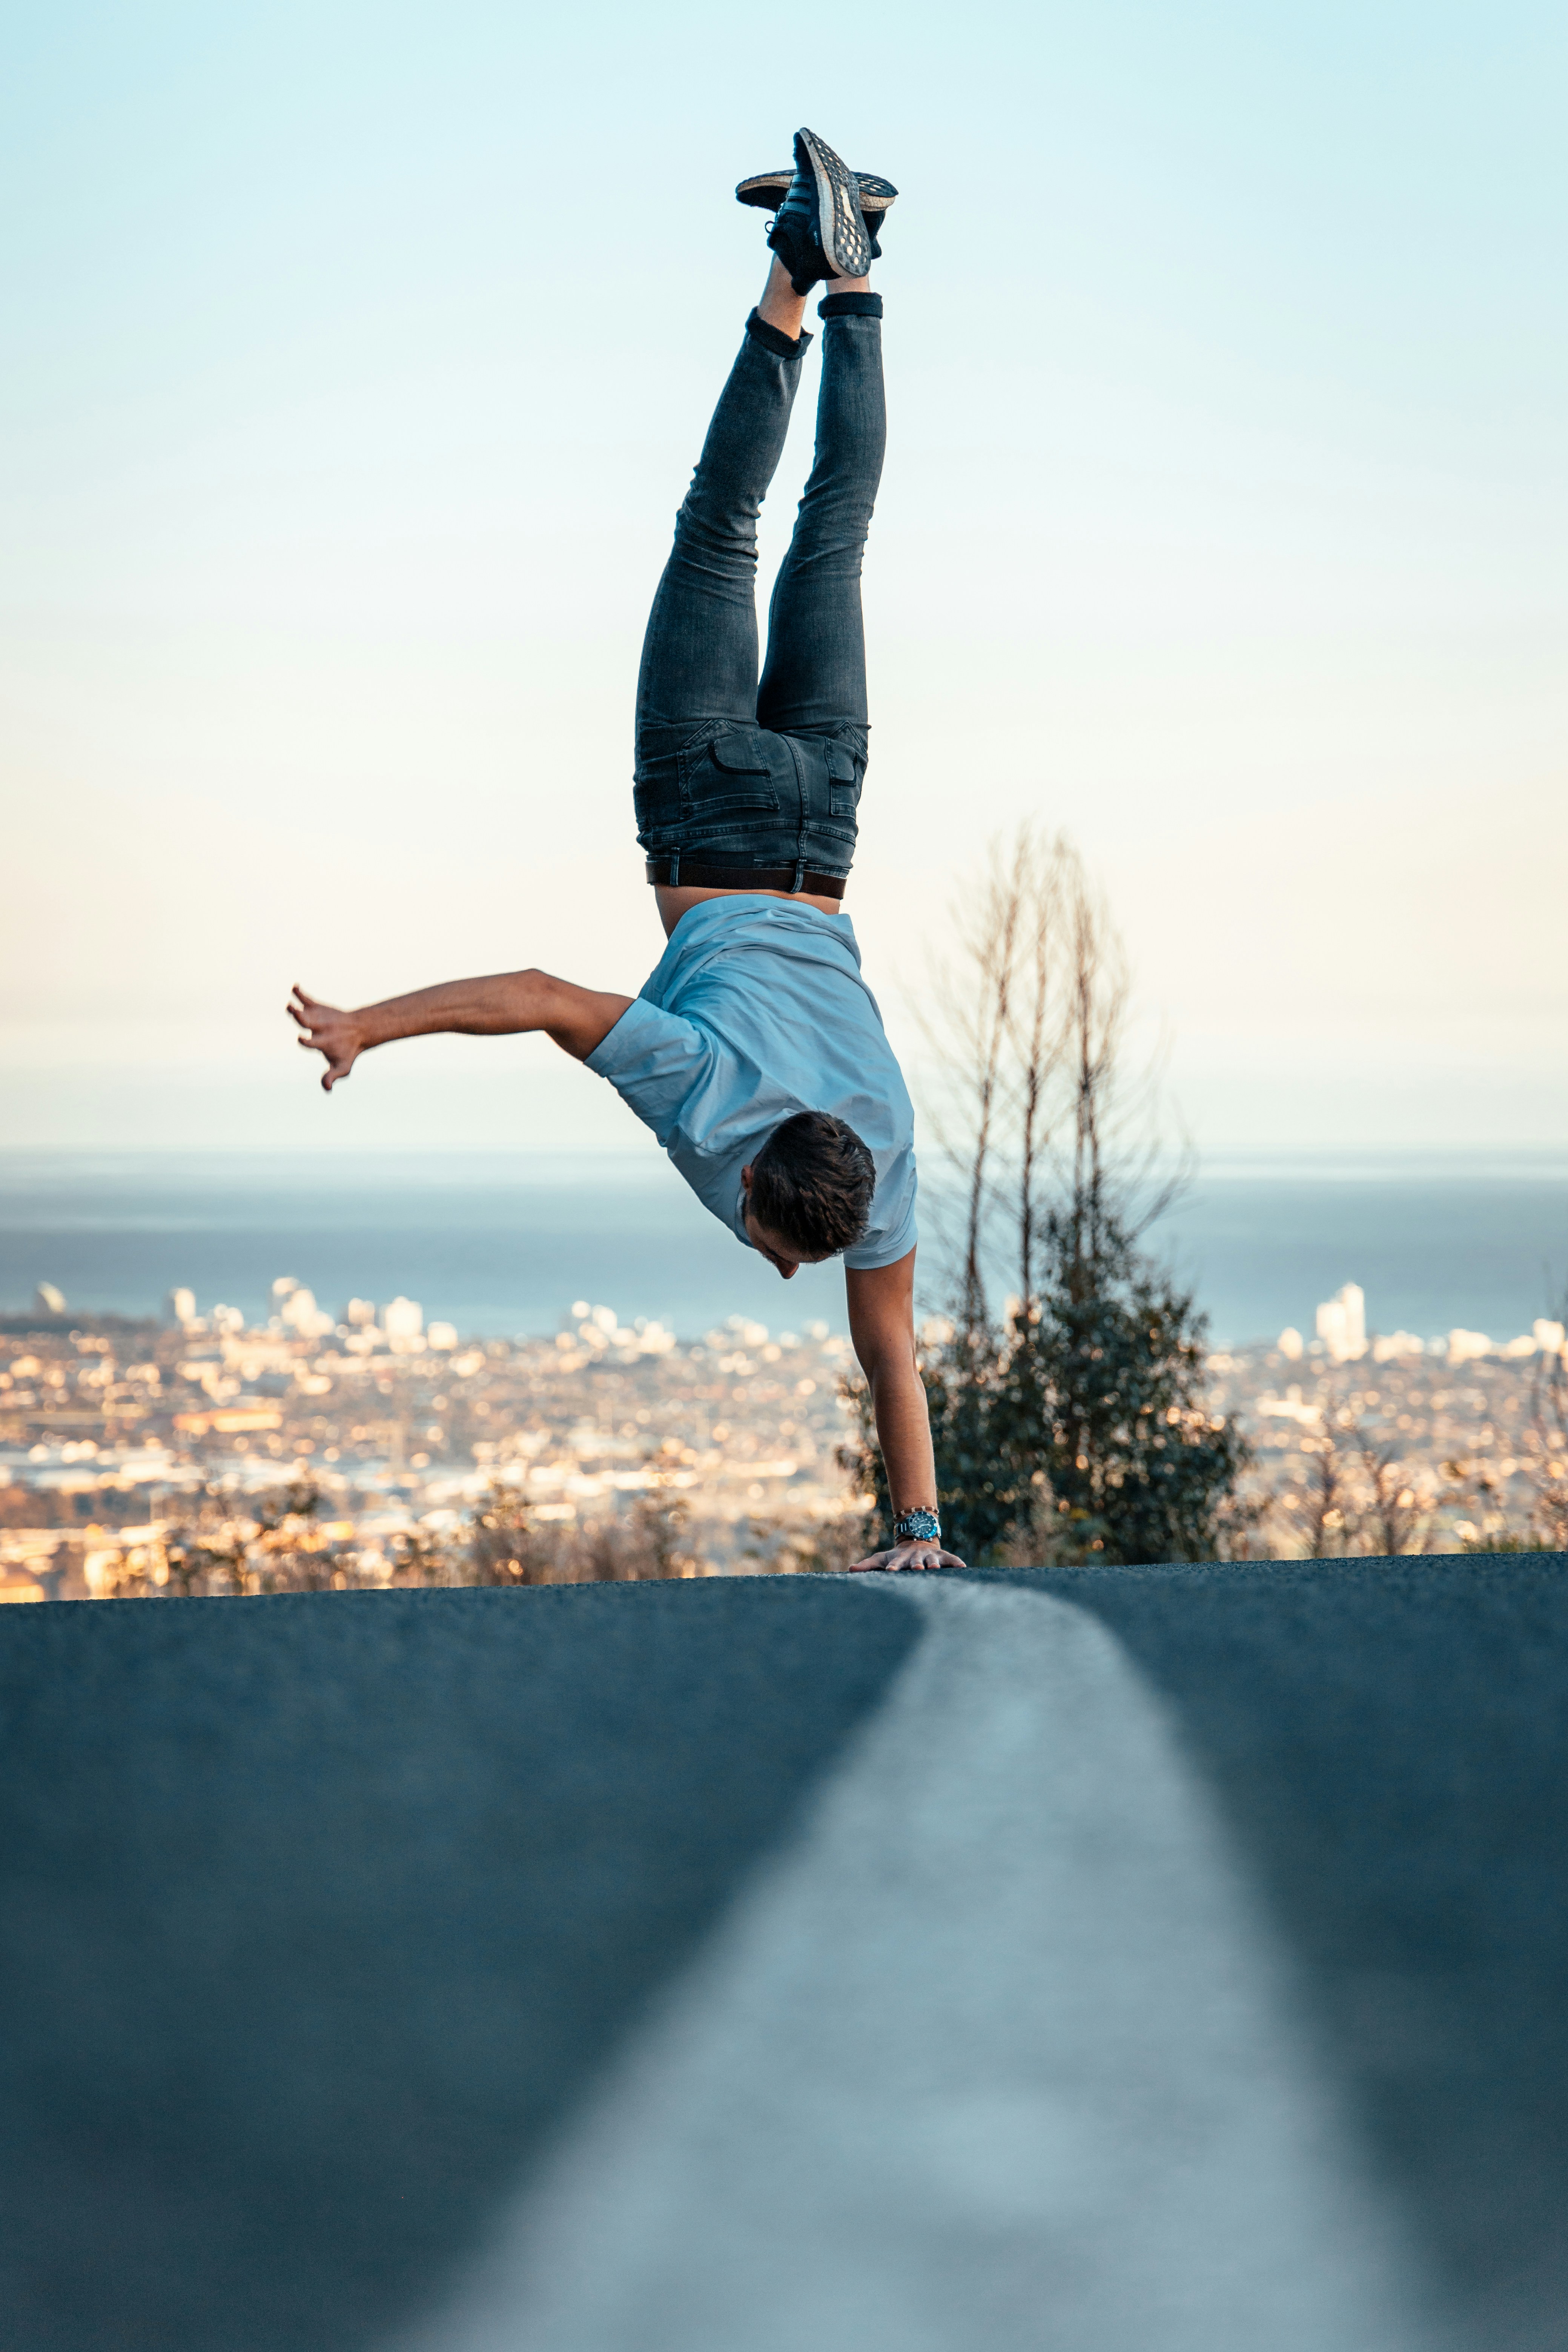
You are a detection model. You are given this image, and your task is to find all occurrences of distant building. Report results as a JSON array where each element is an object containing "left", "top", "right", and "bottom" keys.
[
  {"left": 427, "top": 1322, "right": 459, "bottom": 1352},
  {"left": 34, "top": 1283, "right": 66, "bottom": 1315},
  {"left": 166, "top": 1287, "right": 196, "bottom": 1327},
  {"left": 1315, "top": 1284, "right": 1366, "bottom": 1363},
  {"left": 1277, "top": 1327, "right": 1304, "bottom": 1360},
  {"left": 1371, "top": 1331, "right": 1424, "bottom": 1362},
  {"left": 280, "top": 1288, "right": 333, "bottom": 1340},
  {"left": 383, "top": 1297, "right": 424, "bottom": 1345}
]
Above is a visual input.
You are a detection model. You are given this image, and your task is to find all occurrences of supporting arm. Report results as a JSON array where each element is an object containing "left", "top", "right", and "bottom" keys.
[
  {"left": 845, "top": 1249, "right": 967, "bottom": 1571},
  {"left": 287, "top": 971, "right": 634, "bottom": 1089}
]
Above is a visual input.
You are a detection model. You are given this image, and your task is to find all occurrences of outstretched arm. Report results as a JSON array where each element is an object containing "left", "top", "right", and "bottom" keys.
[
  {"left": 844, "top": 1248, "right": 966, "bottom": 1572},
  {"left": 288, "top": 971, "right": 635, "bottom": 1090}
]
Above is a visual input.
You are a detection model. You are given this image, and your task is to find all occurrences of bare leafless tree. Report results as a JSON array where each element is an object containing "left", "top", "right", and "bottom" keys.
[
  {"left": 1301, "top": 1433, "right": 1351, "bottom": 1557},
  {"left": 854, "top": 823, "right": 1245, "bottom": 1566},
  {"left": 1009, "top": 841, "right": 1061, "bottom": 1308},
  {"left": 389, "top": 1525, "right": 461, "bottom": 1587},
  {"left": 631, "top": 1488, "right": 695, "bottom": 1577},
  {"left": 463, "top": 1482, "right": 559, "bottom": 1584},
  {"left": 912, "top": 825, "right": 1185, "bottom": 1326},
  {"left": 1530, "top": 1303, "right": 1568, "bottom": 1551},
  {"left": 915, "top": 833, "right": 1037, "bottom": 1326},
  {"left": 1356, "top": 1435, "right": 1431, "bottom": 1557},
  {"left": 155, "top": 1476, "right": 324, "bottom": 1596}
]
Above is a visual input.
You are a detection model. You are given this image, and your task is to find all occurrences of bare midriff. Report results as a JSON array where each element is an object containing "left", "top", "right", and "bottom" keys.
[{"left": 655, "top": 883, "right": 848, "bottom": 939}]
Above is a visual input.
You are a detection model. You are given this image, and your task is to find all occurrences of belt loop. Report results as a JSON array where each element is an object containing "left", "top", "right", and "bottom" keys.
[{"left": 668, "top": 850, "right": 679, "bottom": 885}]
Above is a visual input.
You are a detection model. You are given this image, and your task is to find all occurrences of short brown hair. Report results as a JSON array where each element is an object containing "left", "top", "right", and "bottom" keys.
[{"left": 749, "top": 1112, "right": 876, "bottom": 1257}]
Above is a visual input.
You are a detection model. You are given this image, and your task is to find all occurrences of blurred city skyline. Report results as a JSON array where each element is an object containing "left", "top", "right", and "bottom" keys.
[{"left": 3, "top": 0, "right": 1565, "bottom": 1154}]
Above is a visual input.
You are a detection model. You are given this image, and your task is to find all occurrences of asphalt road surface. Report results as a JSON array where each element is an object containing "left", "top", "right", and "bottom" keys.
[{"left": 3, "top": 1558, "right": 1566, "bottom": 2352}]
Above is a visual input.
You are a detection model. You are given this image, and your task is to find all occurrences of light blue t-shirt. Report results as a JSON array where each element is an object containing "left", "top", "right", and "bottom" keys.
[{"left": 585, "top": 897, "right": 918, "bottom": 1271}]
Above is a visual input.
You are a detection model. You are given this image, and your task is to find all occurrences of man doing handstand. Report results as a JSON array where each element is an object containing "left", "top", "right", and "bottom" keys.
[{"left": 290, "top": 129, "right": 961, "bottom": 1573}]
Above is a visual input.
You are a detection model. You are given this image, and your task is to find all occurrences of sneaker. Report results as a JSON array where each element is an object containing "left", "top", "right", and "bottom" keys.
[
  {"left": 757, "top": 128, "right": 872, "bottom": 294},
  {"left": 737, "top": 166, "right": 898, "bottom": 259}
]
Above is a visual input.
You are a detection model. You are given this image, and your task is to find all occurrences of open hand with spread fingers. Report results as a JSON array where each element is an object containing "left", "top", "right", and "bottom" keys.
[
  {"left": 849, "top": 1536, "right": 968, "bottom": 1573},
  {"left": 288, "top": 987, "right": 365, "bottom": 1091}
]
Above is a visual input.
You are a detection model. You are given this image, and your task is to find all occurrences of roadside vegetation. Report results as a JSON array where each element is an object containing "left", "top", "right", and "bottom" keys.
[{"left": 842, "top": 828, "right": 1253, "bottom": 1566}]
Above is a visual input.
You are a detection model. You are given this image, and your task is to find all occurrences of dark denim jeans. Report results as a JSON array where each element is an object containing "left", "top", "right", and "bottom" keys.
[{"left": 633, "top": 301, "right": 886, "bottom": 890}]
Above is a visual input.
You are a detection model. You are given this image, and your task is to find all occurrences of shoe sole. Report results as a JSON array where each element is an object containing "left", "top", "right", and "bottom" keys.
[
  {"left": 796, "top": 128, "right": 872, "bottom": 278},
  {"left": 736, "top": 170, "right": 897, "bottom": 217}
]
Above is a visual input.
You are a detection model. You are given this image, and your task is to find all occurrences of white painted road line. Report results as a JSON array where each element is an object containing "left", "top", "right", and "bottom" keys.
[{"left": 392, "top": 1577, "right": 1447, "bottom": 2352}]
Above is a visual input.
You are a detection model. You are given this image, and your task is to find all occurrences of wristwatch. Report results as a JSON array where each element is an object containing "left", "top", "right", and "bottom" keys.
[{"left": 893, "top": 1507, "right": 941, "bottom": 1545}]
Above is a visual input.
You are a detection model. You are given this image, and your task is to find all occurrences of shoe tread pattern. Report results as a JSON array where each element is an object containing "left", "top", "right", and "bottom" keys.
[
  {"left": 799, "top": 126, "right": 872, "bottom": 278},
  {"left": 736, "top": 169, "right": 897, "bottom": 215}
]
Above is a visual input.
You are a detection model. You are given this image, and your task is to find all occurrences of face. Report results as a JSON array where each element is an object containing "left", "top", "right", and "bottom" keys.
[
  {"left": 743, "top": 1212, "right": 834, "bottom": 1280},
  {"left": 741, "top": 1165, "right": 834, "bottom": 1280}
]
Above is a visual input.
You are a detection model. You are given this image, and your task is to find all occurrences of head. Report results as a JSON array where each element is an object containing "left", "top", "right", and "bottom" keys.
[{"left": 742, "top": 1111, "right": 877, "bottom": 1280}]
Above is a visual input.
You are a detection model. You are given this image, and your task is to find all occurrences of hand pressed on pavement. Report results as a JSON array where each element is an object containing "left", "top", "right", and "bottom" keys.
[{"left": 849, "top": 1537, "right": 968, "bottom": 1574}]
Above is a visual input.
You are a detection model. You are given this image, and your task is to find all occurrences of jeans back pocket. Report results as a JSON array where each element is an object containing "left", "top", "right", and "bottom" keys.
[
  {"left": 679, "top": 728, "right": 784, "bottom": 824},
  {"left": 825, "top": 740, "right": 862, "bottom": 820}
]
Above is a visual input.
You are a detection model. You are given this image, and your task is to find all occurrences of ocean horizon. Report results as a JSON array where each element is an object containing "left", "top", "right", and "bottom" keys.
[{"left": 2, "top": 1148, "right": 1565, "bottom": 1350}]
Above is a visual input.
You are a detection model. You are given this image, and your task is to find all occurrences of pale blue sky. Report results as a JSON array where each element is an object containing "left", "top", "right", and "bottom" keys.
[{"left": 3, "top": 0, "right": 1564, "bottom": 1152}]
